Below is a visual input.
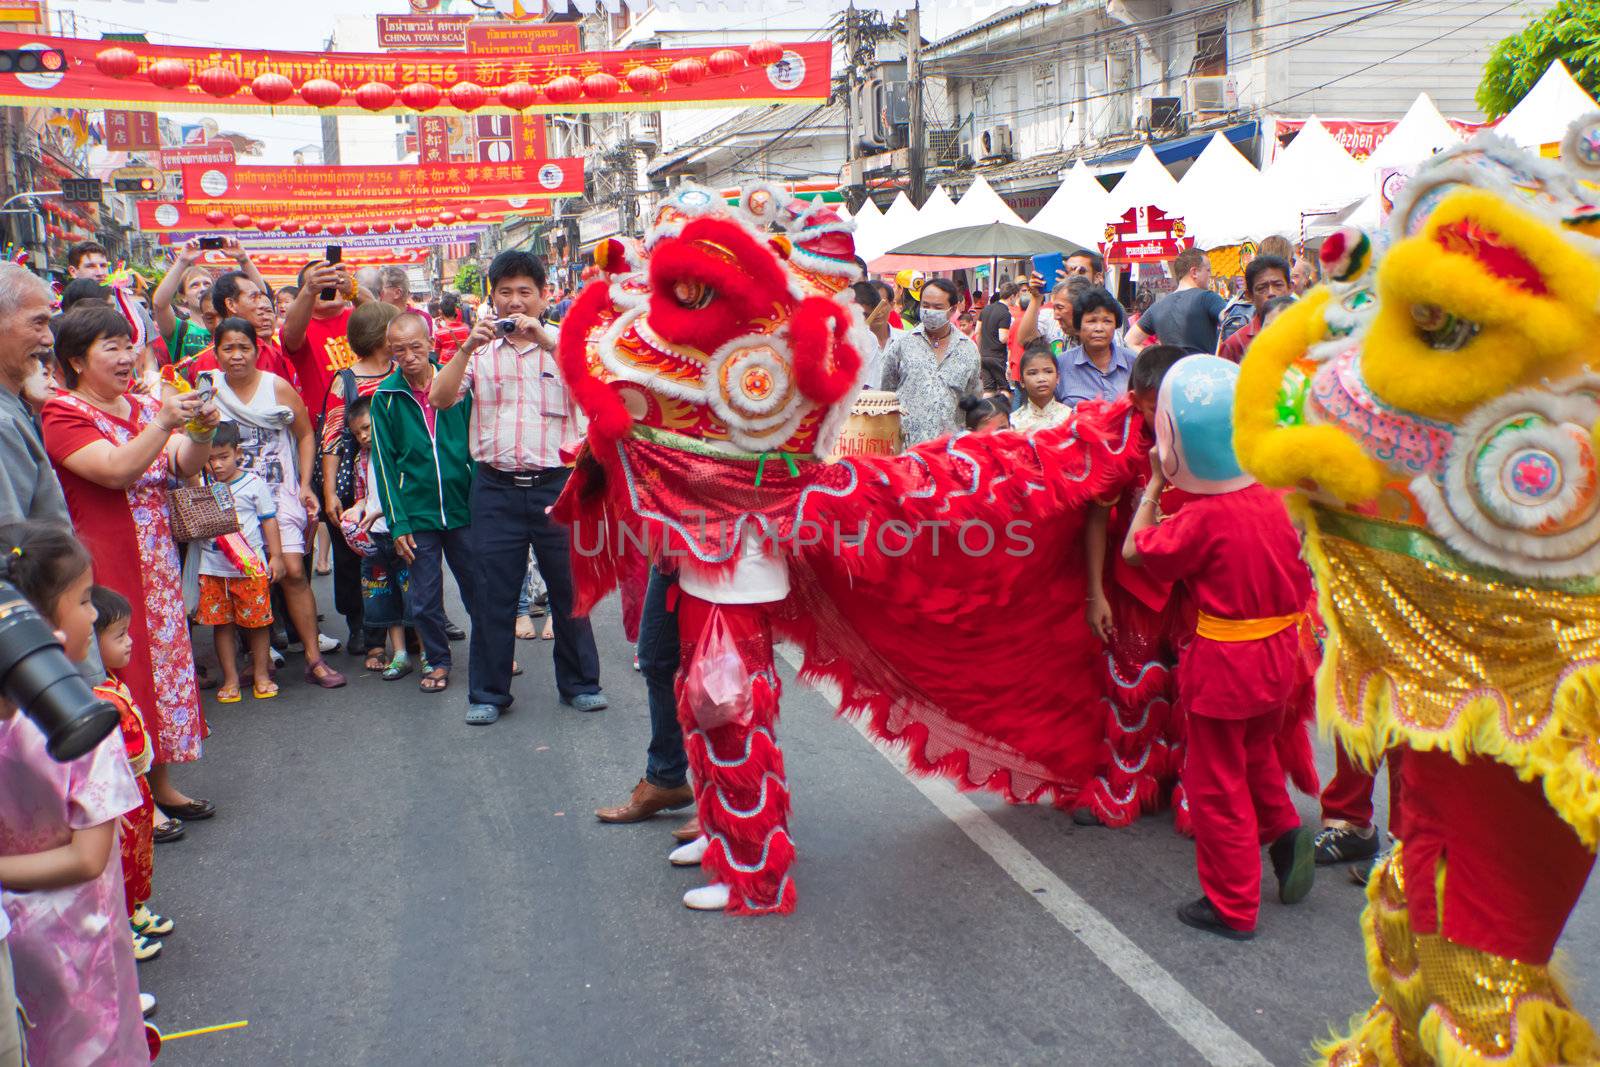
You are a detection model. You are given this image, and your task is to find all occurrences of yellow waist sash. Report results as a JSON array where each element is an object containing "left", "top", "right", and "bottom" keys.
[{"left": 1194, "top": 610, "right": 1304, "bottom": 642}]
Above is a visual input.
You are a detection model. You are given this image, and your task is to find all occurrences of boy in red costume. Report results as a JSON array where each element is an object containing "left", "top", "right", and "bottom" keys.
[{"left": 1123, "top": 354, "right": 1316, "bottom": 938}]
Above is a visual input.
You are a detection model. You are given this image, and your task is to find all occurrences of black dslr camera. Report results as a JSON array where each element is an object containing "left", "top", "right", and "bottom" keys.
[{"left": 0, "top": 575, "right": 118, "bottom": 762}]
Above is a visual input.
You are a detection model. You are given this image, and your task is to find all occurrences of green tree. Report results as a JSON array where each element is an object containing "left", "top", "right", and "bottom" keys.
[
  {"left": 1477, "top": 0, "right": 1600, "bottom": 118},
  {"left": 453, "top": 261, "right": 483, "bottom": 296}
]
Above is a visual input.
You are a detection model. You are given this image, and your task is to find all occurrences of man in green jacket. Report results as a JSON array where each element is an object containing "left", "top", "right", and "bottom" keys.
[{"left": 369, "top": 312, "right": 476, "bottom": 694}]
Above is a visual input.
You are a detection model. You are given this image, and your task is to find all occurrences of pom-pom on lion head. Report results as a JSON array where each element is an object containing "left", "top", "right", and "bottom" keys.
[{"left": 558, "top": 184, "right": 869, "bottom": 458}]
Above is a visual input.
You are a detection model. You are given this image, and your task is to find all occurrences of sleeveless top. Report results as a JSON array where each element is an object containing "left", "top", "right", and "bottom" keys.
[{"left": 213, "top": 371, "right": 298, "bottom": 493}]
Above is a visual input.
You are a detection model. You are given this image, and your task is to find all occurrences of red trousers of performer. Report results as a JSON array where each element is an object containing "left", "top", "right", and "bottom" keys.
[
  {"left": 674, "top": 592, "right": 796, "bottom": 915},
  {"left": 1320, "top": 742, "right": 1404, "bottom": 839},
  {"left": 1184, "top": 708, "right": 1301, "bottom": 931},
  {"left": 1400, "top": 749, "right": 1593, "bottom": 963}
]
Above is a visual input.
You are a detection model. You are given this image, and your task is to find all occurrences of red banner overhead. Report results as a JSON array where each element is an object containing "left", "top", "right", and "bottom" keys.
[
  {"left": 137, "top": 197, "right": 544, "bottom": 235},
  {"left": 0, "top": 30, "right": 830, "bottom": 115},
  {"left": 1102, "top": 206, "right": 1192, "bottom": 266},
  {"left": 181, "top": 159, "right": 581, "bottom": 204}
]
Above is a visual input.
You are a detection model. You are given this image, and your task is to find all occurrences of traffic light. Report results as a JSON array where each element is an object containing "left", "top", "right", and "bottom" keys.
[
  {"left": 113, "top": 177, "right": 159, "bottom": 194},
  {"left": 61, "top": 179, "right": 102, "bottom": 203},
  {"left": 0, "top": 49, "right": 65, "bottom": 75}
]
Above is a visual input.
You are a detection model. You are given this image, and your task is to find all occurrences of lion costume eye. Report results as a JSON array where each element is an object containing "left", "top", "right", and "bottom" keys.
[{"left": 672, "top": 280, "right": 713, "bottom": 310}]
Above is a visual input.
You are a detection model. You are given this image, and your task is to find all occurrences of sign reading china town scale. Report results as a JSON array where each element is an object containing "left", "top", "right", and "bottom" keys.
[
  {"left": 1102, "top": 205, "right": 1192, "bottom": 266},
  {"left": 179, "top": 159, "right": 581, "bottom": 204}
]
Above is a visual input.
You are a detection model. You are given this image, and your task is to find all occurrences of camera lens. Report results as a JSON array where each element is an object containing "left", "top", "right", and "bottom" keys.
[{"left": 0, "top": 588, "right": 118, "bottom": 762}]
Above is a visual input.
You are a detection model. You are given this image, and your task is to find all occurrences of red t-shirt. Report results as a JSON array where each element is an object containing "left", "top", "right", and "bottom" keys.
[
  {"left": 286, "top": 307, "right": 356, "bottom": 419},
  {"left": 434, "top": 318, "right": 471, "bottom": 364},
  {"left": 1217, "top": 317, "right": 1261, "bottom": 364},
  {"left": 184, "top": 336, "right": 301, "bottom": 393},
  {"left": 1133, "top": 484, "right": 1311, "bottom": 719}
]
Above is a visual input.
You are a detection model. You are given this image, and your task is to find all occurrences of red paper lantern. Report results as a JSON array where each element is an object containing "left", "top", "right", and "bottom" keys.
[
  {"left": 326, "top": 223, "right": 347, "bottom": 237},
  {"left": 543, "top": 75, "right": 582, "bottom": 105},
  {"left": 251, "top": 72, "right": 293, "bottom": 106},
  {"left": 747, "top": 39, "right": 784, "bottom": 67},
  {"left": 401, "top": 82, "right": 442, "bottom": 111},
  {"left": 448, "top": 81, "right": 487, "bottom": 112},
  {"left": 372, "top": 221, "right": 391, "bottom": 234},
  {"left": 349, "top": 222, "right": 369, "bottom": 236},
  {"left": 668, "top": 58, "right": 707, "bottom": 86},
  {"left": 582, "top": 72, "right": 620, "bottom": 102},
  {"left": 204, "top": 209, "right": 226, "bottom": 225},
  {"left": 197, "top": 65, "right": 240, "bottom": 98},
  {"left": 355, "top": 81, "right": 396, "bottom": 112},
  {"left": 394, "top": 218, "right": 413, "bottom": 231},
  {"left": 300, "top": 78, "right": 343, "bottom": 108},
  {"left": 498, "top": 81, "right": 537, "bottom": 111},
  {"left": 231, "top": 213, "right": 253, "bottom": 228},
  {"left": 257, "top": 218, "right": 277, "bottom": 232},
  {"left": 304, "top": 220, "right": 323, "bottom": 235},
  {"left": 437, "top": 210, "right": 458, "bottom": 225},
  {"left": 707, "top": 49, "right": 744, "bottom": 76},
  {"left": 147, "top": 58, "right": 190, "bottom": 90},
  {"left": 94, "top": 47, "right": 138, "bottom": 79},
  {"left": 457, "top": 207, "right": 479, "bottom": 222},
  {"left": 625, "top": 66, "right": 664, "bottom": 96},
  {"left": 416, "top": 215, "right": 436, "bottom": 229},
  {"left": 283, "top": 220, "right": 303, "bottom": 233}
]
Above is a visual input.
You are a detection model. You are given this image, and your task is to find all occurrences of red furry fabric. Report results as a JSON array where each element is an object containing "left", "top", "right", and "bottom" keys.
[
  {"left": 558, "top": 281, "right": 632, "bottom": 444},
  {"left": 647, "top": 217, "right": 797, "bottom": 356},
  {"left": 788, "top": 295, "right": 861, "bottom": 406}
]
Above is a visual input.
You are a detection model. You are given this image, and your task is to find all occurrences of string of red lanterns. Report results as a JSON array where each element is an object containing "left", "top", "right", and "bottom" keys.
[{"left": 91, "top": 39, "right": 784, "bottom": 111}]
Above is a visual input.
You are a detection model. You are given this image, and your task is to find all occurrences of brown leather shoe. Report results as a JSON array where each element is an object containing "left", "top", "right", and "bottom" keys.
[
  {"left": 671, "top": 814, "right": 701, "bottom": 842},
  {"left": 595, "top": 779, "right": 693, "bottom": 823}
]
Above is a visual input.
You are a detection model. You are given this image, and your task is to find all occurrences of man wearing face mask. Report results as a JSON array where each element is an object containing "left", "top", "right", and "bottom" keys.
[{"left": 880, "top": 278, "right": 981, "bottom": 445}]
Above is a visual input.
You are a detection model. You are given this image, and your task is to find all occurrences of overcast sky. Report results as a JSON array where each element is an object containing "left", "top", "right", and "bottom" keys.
[{"left": 58, "top": 0, "right": 986, "bottom": 164}]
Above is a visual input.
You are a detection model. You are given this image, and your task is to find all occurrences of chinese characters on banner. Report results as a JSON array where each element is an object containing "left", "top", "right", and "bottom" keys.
[
  {"left": 104, "top": 110, "right": 159, "bottom": 152},
  {"left": 1102, "top": 206, "right": 1192, "bottom": 266},
  {"left": 180, "top": 159, "right": 582, "bottom": 203}
]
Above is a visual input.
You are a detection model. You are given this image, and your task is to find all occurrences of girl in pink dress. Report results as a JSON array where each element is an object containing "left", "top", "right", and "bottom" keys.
[{"left": 0, "top": 521, "right": 146, "bottom": 1065}]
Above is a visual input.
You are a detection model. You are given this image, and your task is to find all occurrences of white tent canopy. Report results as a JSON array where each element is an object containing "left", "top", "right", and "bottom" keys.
[
  {"left": 1495, "top": 60, "right": 1600, "bottom": 148},
  {"left": 1104, "top": 145, "right": 1181, "bottom": 220},
  {"left": 1169, "top": 133, "right": 1274, "bottom": 247},
  {"left": 952, "top": 174, "right": 1024, "bottom": 227},
  {"left": 1259, "top": 117, "right": 1369, "bottom": 231},
  {"left": 910, "top": 185, "right": 962, "bottom": 240},
  {"left": 850, "top": 196, "right": 887, "bottom": 261},
  {"left": 1030, "top": 162, "right": 1110, "bottom": 247},
  {"left": 1365, "top": 92, "right": 1463, "bottom": 169}
]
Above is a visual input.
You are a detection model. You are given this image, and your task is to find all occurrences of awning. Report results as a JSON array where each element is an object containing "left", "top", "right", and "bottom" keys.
[
  {"left": 1089, "top": 121, "right": 1259, "bottom": 168},
  {"left": 868, "top": 253, "right": 990, "bottom": 274}
]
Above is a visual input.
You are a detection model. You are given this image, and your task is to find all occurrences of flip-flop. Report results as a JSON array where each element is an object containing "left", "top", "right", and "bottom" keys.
[
  {"left": 419, "top": 669, "right": 449, "bottom": 693},
  {"left": 253, "top": 681, "right": 279, "bottom": 699},
  {"left": 364, "top": 650, "right": 387, "bottom": 672},
  {"left": 541, "top": 618, "right": 554, "bottom": 641},
  {"left": 216, "top": 685, "right": 242, "bottom": 704}
]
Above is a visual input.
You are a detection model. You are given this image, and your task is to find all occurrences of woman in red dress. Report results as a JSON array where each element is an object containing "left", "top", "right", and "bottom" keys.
[{"left": 41, "top": 304, "right": 218, "bottom": 822}]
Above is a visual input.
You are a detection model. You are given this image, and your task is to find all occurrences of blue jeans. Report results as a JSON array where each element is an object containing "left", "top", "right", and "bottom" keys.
[
  {"left": 407, "top": 526, "right": 475, "bottom": 671},
  {"left": 467, "top": 471, "right": 601, "bottom": 706},
  {"left": 638, "top": 566, "right": 686, "bottom": 790}
]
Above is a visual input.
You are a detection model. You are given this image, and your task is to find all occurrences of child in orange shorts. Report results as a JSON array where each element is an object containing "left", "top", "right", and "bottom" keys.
[{"left": 197, "top": 422, "right": 284, "bottom": 702}]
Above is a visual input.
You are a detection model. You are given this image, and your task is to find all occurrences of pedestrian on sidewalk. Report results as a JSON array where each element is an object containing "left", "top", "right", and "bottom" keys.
[{"left": 428, "top": 250, "right": 604, "bottom": 725}]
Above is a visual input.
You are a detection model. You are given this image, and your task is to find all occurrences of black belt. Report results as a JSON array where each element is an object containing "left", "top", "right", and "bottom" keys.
[{"left": 478, "top": 465, "right": 567, "bottom": 489}]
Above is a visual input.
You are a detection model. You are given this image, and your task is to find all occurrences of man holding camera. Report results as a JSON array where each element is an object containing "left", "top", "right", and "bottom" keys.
[{"left": 429, "top": 250, "right": 604, "bottom": 725}]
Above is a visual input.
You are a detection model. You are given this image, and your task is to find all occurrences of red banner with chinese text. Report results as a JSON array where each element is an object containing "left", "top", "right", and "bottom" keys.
[
  {"left": 138, "top": 197, "right": 546, "bottom": 234},
  {"left": 181, "top": 158, "right": 579, "bottom": 203},
  {"left": 0, "top": 30, "right": 830, "bottom": 115},
  {"left": 196, "top": 248, "right": 431, "bottom": 269}
]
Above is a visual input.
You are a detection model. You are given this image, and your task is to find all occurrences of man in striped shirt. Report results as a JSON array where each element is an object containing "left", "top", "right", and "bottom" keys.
[{"left": 429, "top": 250, "right": 605, "bottom": 725}]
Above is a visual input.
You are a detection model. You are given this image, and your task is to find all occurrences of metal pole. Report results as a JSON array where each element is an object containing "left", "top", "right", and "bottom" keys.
[
  {"left": 905, "top": 2, "right": 925, "bottom": 206},
  {"left": 843, "top": 4, "right": 857, "bottom": 182}
]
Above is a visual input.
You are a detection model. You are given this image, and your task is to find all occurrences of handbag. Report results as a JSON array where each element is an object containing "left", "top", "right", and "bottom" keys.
[
  {"left": 168, "top": 479, "right": 240, "bottom": 543},
  {"left": 318, "top": 368, "right": 361, "bottom": 507}
]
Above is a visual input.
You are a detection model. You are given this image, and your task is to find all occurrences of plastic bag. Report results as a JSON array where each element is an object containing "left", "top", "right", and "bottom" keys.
[{"left": 682, "top": 607, "right": 752, "bottom": 731}]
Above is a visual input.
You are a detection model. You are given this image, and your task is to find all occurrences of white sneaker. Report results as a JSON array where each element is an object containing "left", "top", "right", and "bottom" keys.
[
  {"left": 683, "top": 883, "right": 730, "bottom": 911},
  {"left": 317, "top": 633, "right": 341, "bottom": 654},
  {"left": 140, "top": 992, "right": 156, "bottom": 1018},
  {"left": 669, "top": 835, "right": 709, "bottom": 867},
  {"left": 269, "top": 648, "right": 285, "bottom": 669}
]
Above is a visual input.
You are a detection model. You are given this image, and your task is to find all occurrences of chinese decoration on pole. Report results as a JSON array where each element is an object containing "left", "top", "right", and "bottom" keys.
[{"left": 1101, "top": 206, "right": 1193, "bottom": 266}]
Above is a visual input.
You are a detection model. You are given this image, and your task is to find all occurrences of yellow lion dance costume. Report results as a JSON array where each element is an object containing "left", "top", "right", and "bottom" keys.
[{"left": 1237, "top": 119, "right": 1600, "bottom": 1066}]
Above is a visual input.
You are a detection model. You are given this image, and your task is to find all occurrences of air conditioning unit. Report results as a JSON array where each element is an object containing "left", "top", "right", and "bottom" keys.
[
  {"left": 1136, "top": 95, "right": 1183, "bottom": 132},
  {"left": 978, "top": 124, "right": 1014, "bottom": 161},
  {"left": 1184, "top": 75, "right": 1239, "bottom": 115}
]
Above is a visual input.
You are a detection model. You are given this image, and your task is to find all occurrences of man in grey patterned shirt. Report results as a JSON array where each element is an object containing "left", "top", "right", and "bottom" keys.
[{"left": 880, "top": 278, "right": 982, "bottom": 444}]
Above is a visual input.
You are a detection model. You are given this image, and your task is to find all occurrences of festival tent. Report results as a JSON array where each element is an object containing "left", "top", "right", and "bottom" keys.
[
  {"left": 1169, "top": 132, "right": 1275, "bottom": 247},
  {"left": 1494, "top": 61, "right": 1600, "bottom": 148},
  {"left": 1259, "top": 117, "right": 1369, "bottom": 233},
  {"left": 1029, "top": 162, "right": 1111, "bottom": 247},
  {"left": 953, "top": 174, "right": 1025, "bottom": 227},
  {"left": 1103, "top": 145, "right": 1181, "bottom": 220},
  {"left": 911, "top": 185, "right": 963, "bottom": 239},
  {"left": 850, "top": 196, "right": 887, "bottom": 261},
  {"left": 1366, "top": 93, "right": 1464, "bottom": 169}
]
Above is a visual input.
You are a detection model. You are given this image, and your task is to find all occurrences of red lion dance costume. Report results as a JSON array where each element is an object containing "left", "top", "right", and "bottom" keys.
[
  {"left": 1237, "top": 118, "right": 1600, "bottom": 1065},
  {"left": 554, "top": 184, "right": 1160, "bottom": 914}
]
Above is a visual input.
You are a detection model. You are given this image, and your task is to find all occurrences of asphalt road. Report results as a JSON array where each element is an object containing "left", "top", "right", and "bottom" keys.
[{"left": 142, "top": 575, "right": 1600, "bottom": 1066}]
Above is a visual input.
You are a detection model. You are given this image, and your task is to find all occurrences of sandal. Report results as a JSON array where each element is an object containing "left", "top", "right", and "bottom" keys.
[
  {"left": 511, "top": 660, "right": 523, "bottom": 677},
  {"left": 303, "top": 661, "right": 348, "bottom": 689},
  {"left": 253, "top": 680, "right": 279, "bottom": 699},
  {"left": 419, "top": 667, "right": 449, "bottom": 693},
  {"left": 515, "top": 615, "right": 537, "bottom": 640},
  {"left": 216, "top": 684, "right": 242, "bottom": 704},
  {"left": 382, "top": 652, "right": 414, "bottom": 681},
  {"left": 364, "top": 648, "right": 387, "bottom": 672},
  {"left": 541, "top": 617, "right": 554, "bottom": 640}
]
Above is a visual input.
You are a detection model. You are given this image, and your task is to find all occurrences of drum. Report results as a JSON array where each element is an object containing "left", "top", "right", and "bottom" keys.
[{"left": 832, "top": 390, "right": 903, "bottom": 459}]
